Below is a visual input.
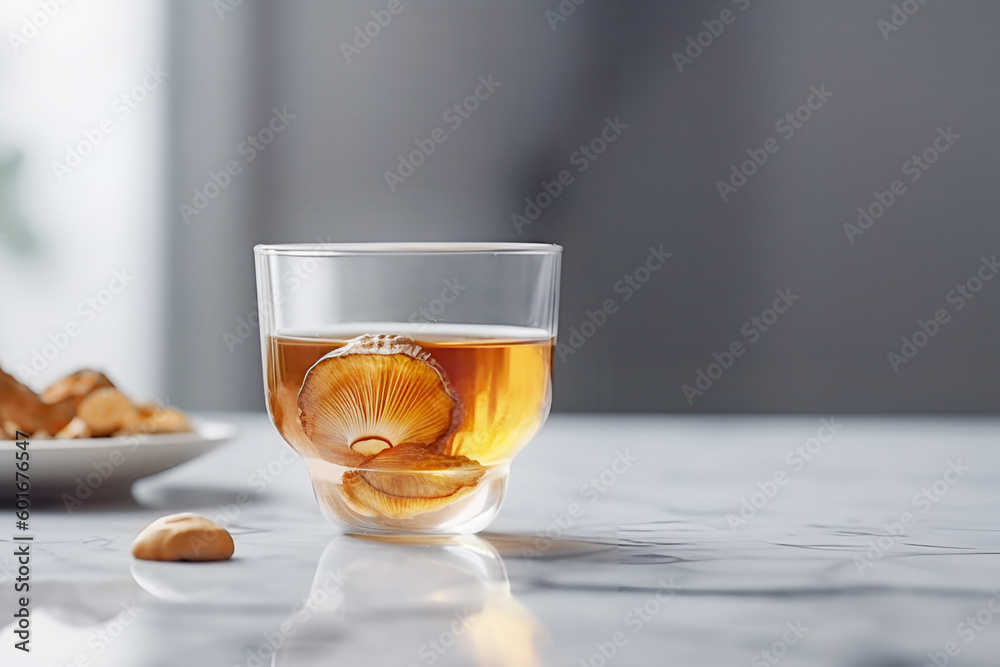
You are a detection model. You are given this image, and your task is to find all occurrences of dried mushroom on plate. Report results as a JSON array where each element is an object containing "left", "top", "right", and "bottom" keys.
[{"left": 0, "top": 365, "right": 194, "bottom": 439}]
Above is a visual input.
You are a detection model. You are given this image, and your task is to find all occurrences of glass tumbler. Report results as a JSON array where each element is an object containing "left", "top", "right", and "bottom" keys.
[{"left": 254, "top": 243, "right": 562, "bottom": 534}]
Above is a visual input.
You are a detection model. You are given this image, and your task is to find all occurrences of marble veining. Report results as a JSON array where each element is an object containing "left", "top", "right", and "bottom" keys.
[{"left": 2, "top": 414, "right": 999, "bottom": 666}]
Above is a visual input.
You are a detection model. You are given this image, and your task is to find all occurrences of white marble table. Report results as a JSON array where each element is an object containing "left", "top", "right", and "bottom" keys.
[{"left": 2, "top": 413, "right": 1000, "bottom": 667}]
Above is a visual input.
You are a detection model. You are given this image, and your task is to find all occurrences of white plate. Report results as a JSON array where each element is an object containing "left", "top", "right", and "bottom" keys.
[{"left": 0, "top": 419, "right": 236, "bottom": 501}]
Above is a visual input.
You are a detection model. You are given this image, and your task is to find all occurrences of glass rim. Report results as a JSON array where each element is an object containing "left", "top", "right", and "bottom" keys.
[{"left": 254, "top": 242, "right": 562, "bottom": 257}]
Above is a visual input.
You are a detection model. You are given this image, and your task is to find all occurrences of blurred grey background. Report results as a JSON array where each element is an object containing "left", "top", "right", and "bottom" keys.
[{"left": 3, "top": 1, "right": 998, "bottom": 413}]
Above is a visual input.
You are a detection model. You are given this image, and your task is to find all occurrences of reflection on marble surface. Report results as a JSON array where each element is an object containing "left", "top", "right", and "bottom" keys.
[
  {"left": 274, "top": 535, "right": 543, "bottom": 666},
  {"left": 1, "top": 414, "right": 999, "bottom": 666}
]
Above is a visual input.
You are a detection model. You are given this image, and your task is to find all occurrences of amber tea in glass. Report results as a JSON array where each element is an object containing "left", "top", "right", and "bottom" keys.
[{"left": 254, "top": 244, "right": 561, "bottom": 534}]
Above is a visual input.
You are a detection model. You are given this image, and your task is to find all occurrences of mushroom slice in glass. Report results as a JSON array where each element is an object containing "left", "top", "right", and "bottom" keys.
[
  {"left": 297, "top": 334, "right": 460, "bottom": 466},
  {"left": 340, "top": 444, "right": 486, "bottom": 518}
]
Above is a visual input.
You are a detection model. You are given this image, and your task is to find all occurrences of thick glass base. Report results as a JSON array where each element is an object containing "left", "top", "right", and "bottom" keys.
[{"left": 306, "top": 458, "right": 509, "bottom": 535}]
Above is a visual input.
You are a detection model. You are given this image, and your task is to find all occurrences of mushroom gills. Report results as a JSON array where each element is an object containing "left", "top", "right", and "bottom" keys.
[{"left": 297, "top": 335, "right": 459, "bottom": 467}]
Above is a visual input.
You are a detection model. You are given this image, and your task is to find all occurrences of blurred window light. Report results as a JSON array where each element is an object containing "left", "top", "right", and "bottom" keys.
[{"left": 0, "top": 0, "right": 167, "bottom": 399}]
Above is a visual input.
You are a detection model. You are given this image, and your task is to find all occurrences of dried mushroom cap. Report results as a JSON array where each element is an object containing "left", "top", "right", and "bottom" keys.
[
  {"left": 131, "top": 513, "right": 235, "bottom": 562},
  {"left": 0, "top": 366, "right": 76, "bottom": 435},
  {"left": 358, "top": 443, "right": 485, "bottom": 497},
  {"left": 77, "top": 387, "right": 135, "bottom": 437},
  {"left": 340, "top": 444, "right": 485, "bottom": 518},
  {"left": 42, "top": 369, "right": 113, "bottom": 404},
  {"left": 297, "top": 335, "right": 459, "bottom": 464},
  {"left": 55, "top": 416, "right": 91, "bottom": 439},
  {"left": 117, "top": 405, "right": 192, "bottom": 436}
]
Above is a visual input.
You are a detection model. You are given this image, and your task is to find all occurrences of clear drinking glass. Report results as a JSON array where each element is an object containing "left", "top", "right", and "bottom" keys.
[{"left": 254, "top": 243, "right": 561, "bottom": 534}]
